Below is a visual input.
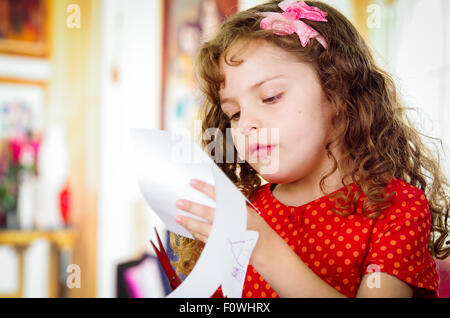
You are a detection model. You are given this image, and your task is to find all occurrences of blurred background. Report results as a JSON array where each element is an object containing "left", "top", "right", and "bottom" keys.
[{"left": 0, "top": 0, "right": 449, "bottom": 298}]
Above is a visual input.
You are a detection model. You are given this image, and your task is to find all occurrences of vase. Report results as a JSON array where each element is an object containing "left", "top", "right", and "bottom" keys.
[
  {"left": 17, "top": 172, "right": 37, "bottom": 230},
  {"left": 0, "top": 206, "right": 6, "bottom": 228},
  {"left": 0, "top": 205, "right": 19, "bottom": 229},
  {"left": 0, "top": 174, "right": 20, "bottom": 230},
  {"left": 6, "top": 208, "right": 19, "bottom": 229}
]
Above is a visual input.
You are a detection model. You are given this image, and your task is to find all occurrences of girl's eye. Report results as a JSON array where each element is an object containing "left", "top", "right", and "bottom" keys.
[
  {"left": 230, "top": 112, "right": 240, "bottom": 121},
  {"left": 263, "top": 93, "right": 284, "bottom": 104},
  {"left": 229, "top": 93, "right": 283, "bottom": 122}
]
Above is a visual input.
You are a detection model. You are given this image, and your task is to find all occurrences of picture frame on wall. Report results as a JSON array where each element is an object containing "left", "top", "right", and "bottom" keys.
[
  {"left": 0, "top": 78, "right": 47, "bottom": 140},
  {"left": 0, "top": 77, "right": 47, "bottom": 229},
  {"left": 160, "top": 0, "right": 239, "bottom": 135},
  {"left": 0, "top": 0, "right": 50, "bottom": 57}
]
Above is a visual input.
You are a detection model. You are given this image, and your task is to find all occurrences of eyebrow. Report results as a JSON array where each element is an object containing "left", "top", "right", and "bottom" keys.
[{"left": 220, "top": 74, "right": 285, "bottom": 105}]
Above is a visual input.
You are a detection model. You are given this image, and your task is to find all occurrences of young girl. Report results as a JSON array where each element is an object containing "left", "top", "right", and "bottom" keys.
[{"left": 171, "top": 0, "right": 450, "bottom": 298}]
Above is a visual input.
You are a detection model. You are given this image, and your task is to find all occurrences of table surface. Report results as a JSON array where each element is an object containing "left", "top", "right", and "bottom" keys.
[{"left": 0, "top": 229, "right": 75, "bottom": 248}]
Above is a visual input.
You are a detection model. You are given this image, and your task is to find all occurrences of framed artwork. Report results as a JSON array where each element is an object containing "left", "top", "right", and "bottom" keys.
[
  {"left": 0, "top": 78, "right": 47, "bottom": 230},
  {"left": 0, "top": 0, "right": 50, "bottom": 57},
  {"left": 0, "top": 78, "right": 47, "bottom": 140},
  {"left": 161, "top": 0, "right": 239, "bottom": 134}
]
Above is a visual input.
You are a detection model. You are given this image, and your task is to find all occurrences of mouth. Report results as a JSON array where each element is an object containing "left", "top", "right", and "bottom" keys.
[{"left": 249, "top": 144, "right": 277, "bottom": 157}]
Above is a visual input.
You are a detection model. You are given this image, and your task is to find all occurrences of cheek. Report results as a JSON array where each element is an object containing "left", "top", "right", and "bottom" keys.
[
  {"left": 281, "top": 111, "right": 329, "bottom": 153},
  {"left": 231, "top": 131, "right": 246, "bottom": 157}
]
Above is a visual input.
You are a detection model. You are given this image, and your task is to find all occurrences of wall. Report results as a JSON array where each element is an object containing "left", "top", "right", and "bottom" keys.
[
  {"left": 391, "top": 0, "right": 450, "bottom": 175},
  {"left": 97, "top": 0, "right": 165, "bottom": 298},
  {"left": 47, "top": 0, "right": 102, "bottom": 298}
]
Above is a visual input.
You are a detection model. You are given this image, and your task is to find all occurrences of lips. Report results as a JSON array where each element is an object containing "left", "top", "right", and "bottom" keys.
[{"left": 250, "top": 144, "right": 276, "bottom": 156}]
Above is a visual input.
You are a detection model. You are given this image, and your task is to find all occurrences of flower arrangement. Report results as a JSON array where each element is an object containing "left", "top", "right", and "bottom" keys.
[
  {"left": 0, "top": 133, "right": 41, "bottom": 228},
  {"left": 1, "top": 91, "right": 43, "bottom": 228}
]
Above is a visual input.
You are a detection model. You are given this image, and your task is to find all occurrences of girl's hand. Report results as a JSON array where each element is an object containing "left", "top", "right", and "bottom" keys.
[
  {"left": 175, "top": 179, "right": 215, "bottom": 243},
  {"left": 175, "top": 179, "right": 263, "bottom": 244}
]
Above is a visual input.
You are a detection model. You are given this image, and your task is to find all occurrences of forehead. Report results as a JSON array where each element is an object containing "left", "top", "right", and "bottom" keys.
[{"left": 219, "top": 41, "right": 300, "bottom": 92}]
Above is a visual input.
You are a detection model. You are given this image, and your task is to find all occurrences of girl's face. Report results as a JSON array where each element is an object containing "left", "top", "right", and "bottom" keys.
[{"left": 219, "top": 40, "right": 335, "bottom": 184}]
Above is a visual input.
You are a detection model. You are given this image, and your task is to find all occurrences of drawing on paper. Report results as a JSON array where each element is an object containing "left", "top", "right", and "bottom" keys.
[{"left": 228, "top": 237, "right": 256, "bottom": 282}]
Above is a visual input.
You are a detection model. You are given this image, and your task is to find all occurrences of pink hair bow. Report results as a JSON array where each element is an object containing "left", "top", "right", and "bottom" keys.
[{"left": 259, "top": 0, "right": 328, "bottom": 49}]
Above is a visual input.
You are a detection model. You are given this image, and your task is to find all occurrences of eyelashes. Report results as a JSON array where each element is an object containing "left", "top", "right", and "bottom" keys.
[
  {"left": 263, "top": 93, "right": 284, "bottom": 104},
  {"left": 230, "top": 113, "right": 240, "bottom": 121},
  {"left": 229, "top": 93, "right": 284, "bottom": 122}
]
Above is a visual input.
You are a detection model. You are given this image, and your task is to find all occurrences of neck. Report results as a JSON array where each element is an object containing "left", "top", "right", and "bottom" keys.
[{"left": 272, "top": 147, "right": 354, "bottom": 207}]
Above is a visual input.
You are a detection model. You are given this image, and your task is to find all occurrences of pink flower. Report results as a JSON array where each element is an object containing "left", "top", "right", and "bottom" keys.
[
  {"left": 281, "top": 5, "right": 303, "bottom": 20},
  {"left": 8, "top": 137, "right": 25, "bottom": 165},
  {"left": 279, "top": 0, "right": 328, "bottom": 22},
  {"left": 260, "top": 12, "right": 296, "bottom": 35},
  {"left": 30, "top": 138, "right": 41, "bottom": 160},
  {"left": 5, "top": 135, "right": 40, "bottom": 167},
  {"left": 259, "top": 1, "right": 328, "bottom": 49},
  {"left": 260, "top": 13, "right": 297, "bottom": 35},
  {"left": 260, "top": 11, "right": 328, "bottom": 48}
]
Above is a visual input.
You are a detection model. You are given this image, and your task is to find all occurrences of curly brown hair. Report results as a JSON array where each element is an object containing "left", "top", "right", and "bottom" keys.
[{"left": 170, "top": 0, "right": 450, "bottom": 276}]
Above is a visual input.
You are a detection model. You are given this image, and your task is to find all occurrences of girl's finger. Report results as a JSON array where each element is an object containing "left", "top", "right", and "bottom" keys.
[
  {"left": 192, "top": 232, "right": 209, "bottom": 244},
  {"left": 176, "top": 215, "right": 211, "bottom": 242},
  {"left": 176, "top": 199, "right": 215, "bottom": 223},
  {"left": 190, "top": 179, "right": 216, "bottom": 201}
]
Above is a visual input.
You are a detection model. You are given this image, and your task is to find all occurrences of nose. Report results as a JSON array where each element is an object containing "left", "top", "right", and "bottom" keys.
[{"left": 238, "top": 109, "right": 262, "bottom": 136}]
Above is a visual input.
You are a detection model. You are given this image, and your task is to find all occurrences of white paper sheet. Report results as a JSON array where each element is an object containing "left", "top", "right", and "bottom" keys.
[{"left": 130, "top": 128, "right": 259, "bottom": 298}]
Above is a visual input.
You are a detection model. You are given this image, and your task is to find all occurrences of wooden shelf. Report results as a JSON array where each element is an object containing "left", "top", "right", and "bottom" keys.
[{"left": 0, "top": 229, "right": 75, "bottom": 249}]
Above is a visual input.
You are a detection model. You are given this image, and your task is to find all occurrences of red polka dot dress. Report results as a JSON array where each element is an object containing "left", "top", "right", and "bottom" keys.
[{"left": 241, "top": 177, "right": 439, "bottom": 298}]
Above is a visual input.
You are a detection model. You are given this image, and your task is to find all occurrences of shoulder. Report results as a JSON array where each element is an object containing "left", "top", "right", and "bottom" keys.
[
  {"left": 362, "top": 178, "right": 439, "bottom": 297},
  {"left": 366, "top": 178, "right": 433, "bottom": 266},
  {"left": 387, "top": 177, "right": 427, "bottom": 200},
  {"left": 388, "top": 177, "right": 428, "bottom": 200},
  {"left": 379, "top": 177, "right": 430, "bottom": 223}
]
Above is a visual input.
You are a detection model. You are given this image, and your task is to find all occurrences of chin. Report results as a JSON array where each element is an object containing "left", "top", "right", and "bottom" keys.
[
  {"left": 259, "top": 166, "right": 308, "bottom": 185},
  {"left": 259, "top": 171, "right": 293, "bottom": 185}
]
